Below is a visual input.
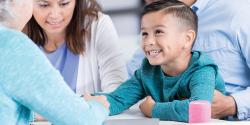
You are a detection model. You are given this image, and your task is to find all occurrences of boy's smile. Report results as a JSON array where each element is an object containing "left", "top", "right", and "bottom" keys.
[{"left": 145, "top": 47, "right": 162, "bottom": 58}]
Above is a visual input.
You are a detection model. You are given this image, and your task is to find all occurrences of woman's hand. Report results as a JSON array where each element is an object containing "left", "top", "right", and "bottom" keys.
[{"left": 84, "top": 93, "right": 110, "bottom": 112}]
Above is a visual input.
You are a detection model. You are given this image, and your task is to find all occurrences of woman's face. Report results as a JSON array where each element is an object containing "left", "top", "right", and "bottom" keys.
[{"left": 33, "top": 0, "right": 76, "bottom": 35}]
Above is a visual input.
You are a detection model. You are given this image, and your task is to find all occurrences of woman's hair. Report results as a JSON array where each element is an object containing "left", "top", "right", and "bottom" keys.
[
  {"left": 142, "top": 0, "right": 198, "bottom": 34},
  {"left": 26, "top": 0, "right": 101, "bottom": 55}
]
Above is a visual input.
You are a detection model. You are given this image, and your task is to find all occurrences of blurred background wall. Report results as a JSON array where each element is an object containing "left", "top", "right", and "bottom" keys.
[{"left": 97, "top": 0, "right": 145, "bottom": 61}]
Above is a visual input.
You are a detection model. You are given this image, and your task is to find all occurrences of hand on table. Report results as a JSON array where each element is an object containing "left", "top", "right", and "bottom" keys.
[
  {"left": 212, "top": 90, "right": 237, "bottom": 119},
  {"left": 84, "top": 93, "right": 110, "bottom": 112},
  {"left": 139, "top": 96, "right": 155, "bottom": 117}
]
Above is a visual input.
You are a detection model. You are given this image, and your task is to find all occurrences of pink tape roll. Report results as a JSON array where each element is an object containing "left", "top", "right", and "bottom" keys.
[{"left": 189, "top": 100, "right": 211, "bottom": 123}]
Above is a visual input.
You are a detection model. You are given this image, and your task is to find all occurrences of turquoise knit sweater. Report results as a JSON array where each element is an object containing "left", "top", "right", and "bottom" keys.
[
  {"left": 0, "top": 26, "right": 108, "bottom": 125},
  {"left": 104, "top": 51, "right": 225, "bottom": 122}
]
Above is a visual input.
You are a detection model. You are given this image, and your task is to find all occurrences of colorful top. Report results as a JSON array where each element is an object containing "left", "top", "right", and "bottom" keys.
[{"left": 104, "top": 51, "right": 225, "bottom": 122}]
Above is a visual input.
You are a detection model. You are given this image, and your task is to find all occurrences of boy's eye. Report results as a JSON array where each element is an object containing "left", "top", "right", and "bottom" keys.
[
  {"left": 40, "top": 4, "right": 49, "bottom": 7},
  {"left": 155, "top": 30, "right": 163, "bottom": 34},
  {"left": 141, "top": 32, "right": 148, "bottom": 37}
]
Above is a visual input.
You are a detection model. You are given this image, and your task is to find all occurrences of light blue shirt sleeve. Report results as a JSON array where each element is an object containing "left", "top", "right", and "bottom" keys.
[
  {"left": 192, "top": 0, "right": 250, "bottom": 120},
  {"left": 230, "top": 11, "right": 250, "bottom": 120},
  {"left": 0, "top": 27, "right": 108, "bottom": 125},
  {"left": 126, "top": 48, "right": 145, "bottom": 78}
]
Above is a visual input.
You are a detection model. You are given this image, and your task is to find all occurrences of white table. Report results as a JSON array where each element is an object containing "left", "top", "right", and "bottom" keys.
[
  {"left": 32, "top": 108, "right": 250, "bottom": 125},
  {"left": 105, "top": 108, "right": 229, "bottom": 125}
]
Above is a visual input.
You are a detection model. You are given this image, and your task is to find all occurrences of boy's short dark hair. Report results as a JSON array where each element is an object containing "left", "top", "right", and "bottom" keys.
[{"left": 142, "top": 0, "right": 198, "bottom": 34}]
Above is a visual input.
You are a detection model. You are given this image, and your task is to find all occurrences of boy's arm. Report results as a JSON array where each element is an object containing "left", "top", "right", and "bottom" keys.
[
  {"left": 100, "top": 70, "right": 146, "bottom": 115},
  {"left": 0, "top": 33, "right": 108, "bottom": 125},
  {"left": 151, "top": 67, "right": 216, "bottom": 122}
]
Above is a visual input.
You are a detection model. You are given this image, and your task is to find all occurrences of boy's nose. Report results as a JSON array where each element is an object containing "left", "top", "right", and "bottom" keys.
[{"left": 144, "top": 36, "right": 156, "bottom": 46}]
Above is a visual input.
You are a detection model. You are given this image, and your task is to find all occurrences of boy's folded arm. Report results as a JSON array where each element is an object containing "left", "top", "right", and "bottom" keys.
[
  {"left": 189, "top": 66, "right": 218, "bottom": 101},
  {"left": 152, "top": 67, "right": 218, "bottom": 122},
  {"left": 97, "top": 70, "right": 146, "bottom": 115},
  {"left": 152, "top": 100, "right": 190, "bottom": 122}
]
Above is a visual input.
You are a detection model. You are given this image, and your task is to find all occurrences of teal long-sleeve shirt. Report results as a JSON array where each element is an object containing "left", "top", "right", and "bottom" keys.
[
  {"left": 0, "top": 26, "right": 108, "bottom": 125},
  {"left": 104, "top": 51, "right": 225, "bottom": 122}
]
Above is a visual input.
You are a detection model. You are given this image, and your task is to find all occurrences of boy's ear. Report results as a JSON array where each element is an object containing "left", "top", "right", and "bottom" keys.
[{"left": 184, "top": 30, "right": 196, "bottom": 47}]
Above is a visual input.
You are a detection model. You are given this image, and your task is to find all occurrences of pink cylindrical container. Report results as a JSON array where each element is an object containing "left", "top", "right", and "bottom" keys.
[{"left": 189, "top": 100, "right": 211, "bottom": 123}]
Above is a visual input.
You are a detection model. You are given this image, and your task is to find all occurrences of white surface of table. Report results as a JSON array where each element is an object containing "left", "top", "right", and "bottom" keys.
[{"left": 32, "top": 108, "right": 250, "bottom": 125}]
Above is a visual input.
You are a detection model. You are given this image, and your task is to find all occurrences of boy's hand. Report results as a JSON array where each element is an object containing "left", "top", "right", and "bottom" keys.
[
  {"left": 139, "top": 96, "right": 155, "bottom": 117},
  {"left": 84, "top": 93, "right": 110, "bottom": 112},
  {"left": 212, "top": 90, "right": 236, "bottom": 118}
]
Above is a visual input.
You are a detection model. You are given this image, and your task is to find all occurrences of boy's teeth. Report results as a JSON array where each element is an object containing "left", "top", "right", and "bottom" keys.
[
  {"left": 150, "top": 50, "right": 160, "bottom": 53},
  {"left": 148, "top": 50, "right": 160, "bottom": 56}
]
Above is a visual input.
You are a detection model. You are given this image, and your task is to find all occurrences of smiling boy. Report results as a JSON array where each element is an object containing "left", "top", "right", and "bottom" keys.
[{"left": 88, "top": 0, "right": 225, "bottom": 122}]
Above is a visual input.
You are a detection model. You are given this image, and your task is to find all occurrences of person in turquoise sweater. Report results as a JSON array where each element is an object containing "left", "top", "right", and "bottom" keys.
[
  {"left": 0, "top": 0, "right": 109, "bottom": 125},
  {"left": 86, "top": 0, "right": 226, "bottom": 122}
]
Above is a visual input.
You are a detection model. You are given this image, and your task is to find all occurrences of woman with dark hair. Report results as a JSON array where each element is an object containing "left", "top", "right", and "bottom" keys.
[
  {"left": 0, "top": 0, "right": 109, "bottom": 124},
  {"left": 26, "top": 0, "right": 127, "bottom": 94}
]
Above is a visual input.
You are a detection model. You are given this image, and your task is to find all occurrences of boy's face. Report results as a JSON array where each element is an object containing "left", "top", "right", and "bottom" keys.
[{"left": 141, "top": 11, "right": 191, "bottom": 66}]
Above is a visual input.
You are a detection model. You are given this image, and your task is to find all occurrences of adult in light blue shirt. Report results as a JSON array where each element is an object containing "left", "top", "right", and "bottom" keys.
[
  {"left": 127, "top": 0, "right": 250, "bottom": 120},
  {"left": 0, "top": 0, "right": 109, "bottom": 124},
  {"left": 189, "top": 0, "right": 250, "bottom": 120}
]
